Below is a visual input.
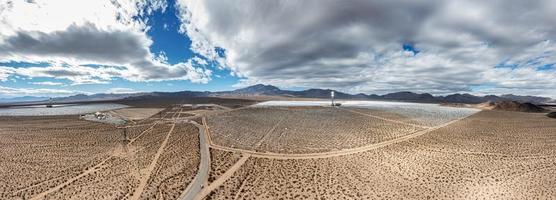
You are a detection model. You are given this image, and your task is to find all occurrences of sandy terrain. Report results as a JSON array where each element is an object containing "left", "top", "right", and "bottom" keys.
[
  {"left": 111, "top": 108, "right": 165, "bottom": 120},
  {"left": 0, "top": 116, "right": 121, "bottom": 199},
  {"left": 3, "top": 100, "right": 555, "bottom": 199},
  {"left": 207, "top": 107, "right": 423, "bottom": 153},
  {"left": 208, "top": 149, "right": 243, "bottom": 183},
  {"left": 205, "top": 110, "right": 556, "bottom": 199},
  {"left": 139, "top": 123, "right": 200, "bottom": 199},
  {"left": 0, "top": 104, "right": 202, "bottom": 200}
]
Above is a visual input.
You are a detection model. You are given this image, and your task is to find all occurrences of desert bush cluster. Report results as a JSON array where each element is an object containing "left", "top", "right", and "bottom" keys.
[
  {"left": 44, "top": 156, "right": 139, "bottom": 199},
  {"left": 207, "top": 110, "right": 556, "bottom": 199},
  {"left": 139, "top": 123, "right": 201, "bottom": 199},
  {"left": 112, "top": 108, "right": 165, "bottom": 121},
  {"left": 207, "top": 107, "right": 422, "bottom": 153},
  {"left": 255, "top": 100, "right": 480, "bottom": 127},
  {"left": 1, "top": 104, "right": 203, "bottom": 200},
  {"left": 208, "top": 149, "right": 243, "bottom": 183},
  {"left": 0, "top": 116, "right": 121, "bottom": 199},
  {"left": 131, "top": 123, "right": 173, "bottom": 170}
]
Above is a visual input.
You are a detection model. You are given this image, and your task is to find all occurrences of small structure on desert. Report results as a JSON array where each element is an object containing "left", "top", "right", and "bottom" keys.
[{"left": 94, "top": 112, "right": 107, "bottom": 120}]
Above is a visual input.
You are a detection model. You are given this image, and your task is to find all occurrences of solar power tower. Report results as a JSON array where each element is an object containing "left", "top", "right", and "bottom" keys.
[{"left": 331, "top": 91, "right": 335, "bottom": 107}]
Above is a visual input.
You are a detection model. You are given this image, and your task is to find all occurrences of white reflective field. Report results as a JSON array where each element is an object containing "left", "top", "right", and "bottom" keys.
[
  {"left": 255, "top": 100, "right": 480, "bottom": 126},
  {"left": 0, "top": 103, "right": 129, "bottom": 116}
]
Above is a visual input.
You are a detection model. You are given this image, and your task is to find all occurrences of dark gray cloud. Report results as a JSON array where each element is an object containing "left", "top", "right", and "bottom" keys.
[
  {"left": 0, "top": 23, "right": 211, "bottom": 83},
  {"left": 0, "top": 23, "right": 149, "bottom": 64},
  {"left": 178, "top": 0, "right": 556, "bottom": 97}
]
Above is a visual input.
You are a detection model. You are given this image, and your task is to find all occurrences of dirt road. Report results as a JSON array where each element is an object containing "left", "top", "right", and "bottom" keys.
[
  {"left": 178, "top": 120, "right": 211, "bottom": 200},
  {"left": 194, "top": 154, "right": 250, "bottom": 199},
  {"left": 208, "top": 114, "right": 472, "bottom": 160}
]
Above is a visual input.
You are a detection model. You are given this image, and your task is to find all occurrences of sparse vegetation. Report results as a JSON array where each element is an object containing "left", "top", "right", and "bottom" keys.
[
  {"left": 0, "top": 116, "right": 121, "bottom": 199},
  {"left": 140, "top": 123, "right": 200, "bottom": 199},
  {"left": 0, "top": 105, "right": 203, "bottom": 200},
  {"left": 2, "top": 100, "right": 554, "bottom": 200},
  {"left": 208, "top": 149, "right": 243, "bottom": 183},
  {"left": 207, "top": 110, "right": 556, "bottom": 199},
  {"left": 207, "top": 106, "right": 431, "bottom": 153}
]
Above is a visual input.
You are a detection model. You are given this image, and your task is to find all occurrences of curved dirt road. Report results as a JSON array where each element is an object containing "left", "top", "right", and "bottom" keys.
[
  {"left": 178, "top": 121, "right": 210, "bottom": 200},
  {"left": 208, "top": 114, "right": 473, "bottom": 160}
]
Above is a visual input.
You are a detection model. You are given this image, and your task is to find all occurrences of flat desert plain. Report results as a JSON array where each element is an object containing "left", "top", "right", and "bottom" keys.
[
  {"left": 0, "top": 105, "right": 201, "bottom": 200},
  {"left": 1, "top": 101, "right": 555, "bottom": 199},
  {"left": 201, "top": 102, "right": 556, "bottom": 199}
]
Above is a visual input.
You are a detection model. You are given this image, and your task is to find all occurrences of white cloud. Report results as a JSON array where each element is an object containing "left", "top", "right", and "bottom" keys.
[
  {"left": 0, "top": 67, "right": 13, "bottom": 81},
  {"left": 0, "top": 85, "right": 80, "bottom": 97},
  {"left": 0, "top": 0, "right": 212, "bottom": 84},
  {"left": 29, "top": 81, "right": 64, "bottom": 86},
  {"left": 177, "top": 0, "right": 556, "bottom": 98},
  {"left": 107, "top": 87, "right": 139, "bottom": 94},
  {"left": 5, "top": 65, "right": 120, "bottom": 85}
]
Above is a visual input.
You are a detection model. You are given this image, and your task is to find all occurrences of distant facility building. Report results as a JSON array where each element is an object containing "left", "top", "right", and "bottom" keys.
[{"left": 46, "top": 98, "right": 53, "bottom": 108}]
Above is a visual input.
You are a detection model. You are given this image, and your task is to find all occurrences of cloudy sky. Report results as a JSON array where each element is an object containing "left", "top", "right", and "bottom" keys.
[{"left": 1, "top": 0, "right": 555, "bottom": 98}]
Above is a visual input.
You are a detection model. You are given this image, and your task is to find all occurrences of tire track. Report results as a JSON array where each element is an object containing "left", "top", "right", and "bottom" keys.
[
  {"left": 208, "top": 114, "right": 474, "bottom": 160},
  {"left": 130, "top": 123, "right": 176, "bottom": 200},
  {"left": 194, "top": 154, "right": 250, "bottom": 200},
  {"left": 29, "top": 157, "right": 112, "bottom": 200}
]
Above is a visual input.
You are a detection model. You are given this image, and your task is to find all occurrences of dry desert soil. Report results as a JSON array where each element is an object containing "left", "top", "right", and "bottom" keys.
[
  {"left": 202, "top": 108, "right": 556, "bottom": 199},
  {"left": 2, "top": 102, "right": 556, "bottom": 200},
  {"left": 0, "top": 106, "right": 200, "bottom": 200}
]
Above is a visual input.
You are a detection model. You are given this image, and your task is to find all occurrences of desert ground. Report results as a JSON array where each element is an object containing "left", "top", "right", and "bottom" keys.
[
  {"left": 1, "top": 99, "right": 555, "bottom": 199},
  {"left": 199, "top": 102, "right": 555, "bottom": 199},
  {"left": 207, "top": 107, "right": 424, "bottom": 154},
  {"left": 110, "top": 108, "right": 165, "bottom": 121},
  {"left": 0, "top": 103, "right": 207, "bottom": 200}
]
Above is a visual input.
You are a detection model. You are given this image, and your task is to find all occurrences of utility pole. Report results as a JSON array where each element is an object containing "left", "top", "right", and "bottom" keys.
[{"left": 122, "top": 128, "right": 130, "bottom": 144}]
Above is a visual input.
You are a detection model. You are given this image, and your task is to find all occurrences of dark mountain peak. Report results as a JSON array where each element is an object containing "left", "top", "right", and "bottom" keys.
[
  {"left": 500, "top": 94, "right": 552, "bottom": 104},
  {"left": 232, "top": 84, "right": 282, "bottom": 95},
  {"left": 305, "top": 88, "right": 332, "bottom": 92},
  {"left": 441, "top": 93, "right": 484, "bottom": 103},
  {"left": 481, "top": 100, "right": 548, "bottom": 112},
  {"left": 382, "top": 91, "right": 434, "bottom": 101}
]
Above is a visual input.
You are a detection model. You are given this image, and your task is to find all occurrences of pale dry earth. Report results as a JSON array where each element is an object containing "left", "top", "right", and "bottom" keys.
[
  {"left": 208, "top": 149, "right": 243, "bottom": 184},
  {"left": 206, "top": 107, "right": 424, "bottom": 154},
  {"left": 0, "top": 105, "right": 202, "bottom": 200},
  {"left": 205, "top": 110, "right": 556, "bottom": 199},
  {"left": 2, "top": 101, "right": 555, "bottom": 200},
  {"left": 110, "top": 108, "right": 165, "bottom": 121}
]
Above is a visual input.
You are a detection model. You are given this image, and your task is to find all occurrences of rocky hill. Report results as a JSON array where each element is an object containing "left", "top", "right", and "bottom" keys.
[{"left": 478, "top": 101, "right": 548, "bottom": 112}]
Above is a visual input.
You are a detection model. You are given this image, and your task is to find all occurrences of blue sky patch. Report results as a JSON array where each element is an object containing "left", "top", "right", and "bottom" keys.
[{"left": 402, "top": 43, "right": 420, "bottom": 55}]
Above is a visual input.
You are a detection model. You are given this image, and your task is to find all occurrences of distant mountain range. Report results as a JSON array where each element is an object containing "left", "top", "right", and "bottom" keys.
[
  {"left": 0, "top": 96, "right": 49, "bottom": 103},
  {"left": 1, "top": 84, "right": 554, "bottom": 105},
  {"left": 209, "top": 84, "right": 554, "bottom": 104}
]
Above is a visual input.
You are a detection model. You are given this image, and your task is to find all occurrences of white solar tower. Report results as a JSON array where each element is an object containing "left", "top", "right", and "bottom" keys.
[{"left": 331, "top": 91, "right": 335, "bottom": 107}]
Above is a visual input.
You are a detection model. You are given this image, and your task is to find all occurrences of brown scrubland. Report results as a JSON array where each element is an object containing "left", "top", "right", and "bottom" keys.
[
  {"left": 111, "top": 108, "right": 165, "bottom": 120},
  {"left": 3, "top": 99, "right": 556, "bottom": 200},
  {"left": 0, "top": 116, "right": 121, "bottom": 199},
  {"left": 0, "top": 105, "right": 201, "bottom": 200},
  {"left": 206, "top": 110, "right": 556, "bottom": 199},
  {"left": 139, "top": 123, "right": 200, "bottom": 200},
  {"left": 207, "top": 107, "right": 422, "bottom": 153},
  {"left": 208, "top": 149, "right": 243, "bottom": 184}
]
